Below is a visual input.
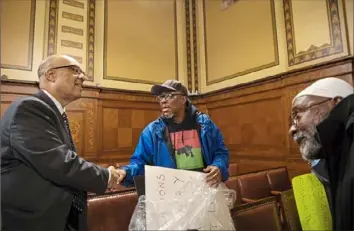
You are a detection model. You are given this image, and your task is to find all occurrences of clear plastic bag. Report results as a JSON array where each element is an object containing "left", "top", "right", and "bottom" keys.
[{"left": 129, "top": 175, "right": 237, "bottom": 231}]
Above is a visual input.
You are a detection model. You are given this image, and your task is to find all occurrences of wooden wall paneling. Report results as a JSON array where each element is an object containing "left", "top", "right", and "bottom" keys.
[
  {"left": 98, "top": 92, "right": 160, "bottom": 165},
  {"left": 286, "top": 158, "right": 312, "bottom": 180},
  {"left": 66, "top": 97, "right": 99, "bottom": 159},
  {"left": 0, "top": 81, "right": 39, "bottom": 117},
  {"left": 194, "top": 103, "right": 208, "bottom": 114},
  {"left": 206, "top": 89, "right": 288, "bottom": 174},
  {"left": 237, "top": 159, "right": 287, "bottom": 175},
  {"left": 193, "top": 56, "right": 353, "bottom": 178}
]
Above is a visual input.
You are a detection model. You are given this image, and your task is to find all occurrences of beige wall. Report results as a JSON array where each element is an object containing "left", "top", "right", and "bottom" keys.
[
  {"left": 197, "top": 0, "right": 353, "bottom": 93},
  {"left": 1, "top": 0, "right": 47, "bottom": 81},
  {"left": 1, "top": 0, "right": 188, "bottom": 92},
  {"left": 1, "top": 0, "right": 353, "bottom": 93},
  {"left": 97, "top": 0, "right": 188, "bottom": 91}
]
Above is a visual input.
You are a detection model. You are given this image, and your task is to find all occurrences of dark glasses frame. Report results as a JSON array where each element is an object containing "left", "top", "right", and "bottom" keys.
[
  {"left": 289, "top": 98, "right": 331, "bottom": 127},
  {"left": 50, "top": 65, "right": 86, "bottom": 76},
  {"left": 156, "top": 92, "right": 184, "bottom": 102}
]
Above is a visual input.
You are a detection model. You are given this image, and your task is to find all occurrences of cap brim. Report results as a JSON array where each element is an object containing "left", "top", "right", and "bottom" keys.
[{"left": 151, "top": 84, "right": 176, "bottom": 95}]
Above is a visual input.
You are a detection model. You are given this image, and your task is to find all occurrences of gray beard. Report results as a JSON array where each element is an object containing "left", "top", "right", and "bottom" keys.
[
  {"left": 293, "top": 126, "right": 322, "bottom": 161},
  {"left": 162, "top": 112, "right": 174, "bottom": 119}
]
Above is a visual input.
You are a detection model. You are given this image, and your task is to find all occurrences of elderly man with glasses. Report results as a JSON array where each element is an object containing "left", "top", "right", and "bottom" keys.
[
  {"left": 288, "top": 77, "right": 354, "bottom": 230},
  {"left": 1, "top": 55, "right": 121, "bottom": 231},
  {"left": 116, "top": 80, "right": 229, "bottom": 188}
]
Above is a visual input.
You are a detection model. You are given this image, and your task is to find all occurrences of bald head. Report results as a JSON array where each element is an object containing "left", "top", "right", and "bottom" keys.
[
  {"left": 37, "top": 55, "right": 81, "bottom": 79},
  {"left": 37, "top": 54, "right": 86, "bottom": 107}
]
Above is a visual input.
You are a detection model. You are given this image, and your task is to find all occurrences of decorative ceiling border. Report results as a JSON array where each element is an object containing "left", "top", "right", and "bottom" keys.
[
  {"left": 86, "top": 0, "right": 95, "bottom": 81},
  {"left": 46, "top": 0, "right": 95, "bottom": 81},
  {"left": 185, "top": 0, "right": 192, "bottom": 92},
  {"left": 283, "top": 0, "right": 344, "bottom": 66},
  {"left": 1, "top": 0, "right": 36, "bottom": 71},
  {"left": 103, "top": 0, "right": 179, "bottom": 85},
  {"left": 204, "top": 0, "right": 279, "bottom": 85},
  {"left": 191, "top": 0, "right": 199, "bottom": 93},
  {"left": 47, "top": 0, "right": 58, "bottom": 56}
]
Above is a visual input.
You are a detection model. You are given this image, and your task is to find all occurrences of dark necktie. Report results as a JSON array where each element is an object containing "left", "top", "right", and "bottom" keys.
[{"left": 62, "top": 112, "right": 86, "bottom": 213}]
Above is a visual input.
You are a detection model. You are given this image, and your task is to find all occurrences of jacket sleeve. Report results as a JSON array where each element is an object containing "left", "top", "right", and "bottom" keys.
[
  {"left": 121, "top": 127, "right": 154, "bottom": 186},
  {"left": 209, "top": 120, "right": 229, "bottom": 182},
  {"left": 9, "top": 99, "right": 109, "bottom": 194}
]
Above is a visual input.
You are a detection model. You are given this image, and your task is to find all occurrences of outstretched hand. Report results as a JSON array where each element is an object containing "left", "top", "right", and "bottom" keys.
[
  {"left": 107, "top": 164, "right": 127, "bottom": 190},
  {"left": 203, "top": 165, "right": 221, "bottom": 188},
  {"left": 116, "top": 168, "right": 126, "bottom": 184},
  {"left": 114, "top": 163, "right": 127, "bottom": 185}
]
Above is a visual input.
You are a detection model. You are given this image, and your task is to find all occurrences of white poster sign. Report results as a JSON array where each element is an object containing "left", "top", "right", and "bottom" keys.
[{"left": 144, "top": 165, "right": 235, "bottom": 230}]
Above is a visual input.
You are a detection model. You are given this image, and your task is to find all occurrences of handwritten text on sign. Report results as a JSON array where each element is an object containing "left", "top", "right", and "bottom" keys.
[{"left": 144, "top": 165, "right": 234, "bottom": 230}]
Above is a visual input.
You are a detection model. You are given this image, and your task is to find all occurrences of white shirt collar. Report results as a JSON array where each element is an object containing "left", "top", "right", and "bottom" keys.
[{"left": 42, "top": 90, "right": 65, "bottom": 115}]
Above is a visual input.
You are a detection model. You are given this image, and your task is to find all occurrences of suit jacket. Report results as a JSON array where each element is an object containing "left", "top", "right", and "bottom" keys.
[{"left": 0, "top": 90, "right": 109, "bottom": 231}]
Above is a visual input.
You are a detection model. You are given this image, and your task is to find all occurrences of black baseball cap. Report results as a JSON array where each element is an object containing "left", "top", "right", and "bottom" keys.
[{"left": 151, "top": 80, "right": 188, "bottom": 96}]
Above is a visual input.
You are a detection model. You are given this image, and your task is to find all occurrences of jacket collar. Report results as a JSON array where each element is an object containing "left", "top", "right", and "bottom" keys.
[
  {"left": 33, "top": 90, "right": 72, "bottom": 147},
  {"left": 316, "top": 94, "right": 354, "bottom": 151},
  {"left": 33, "top": 90, "right": 68, "bottom": 131},
  {"left": 34, "top": 90, "right": 62, "bottom": 117},
  {"left": 41, "top": 90, "right": 65, "bottom": 115}
]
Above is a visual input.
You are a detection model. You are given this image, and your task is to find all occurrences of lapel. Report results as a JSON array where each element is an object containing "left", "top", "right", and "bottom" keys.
[{"left": 33, "top": 90, "right": 72, "bottom": 147}]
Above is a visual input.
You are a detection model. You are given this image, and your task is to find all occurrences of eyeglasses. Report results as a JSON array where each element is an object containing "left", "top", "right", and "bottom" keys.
[
  {"left": 50, "top": 65, "right": 86, "bottom": 76},
  {"left": 156, "top": 93, "right": 183, "bottom": 102},
  {"left": 289, "top": 98, "right": 331, "bottom": 127}
]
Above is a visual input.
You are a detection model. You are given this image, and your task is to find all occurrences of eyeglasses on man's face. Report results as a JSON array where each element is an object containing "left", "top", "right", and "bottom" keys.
[
  {"left": 289, "top": 98, "right": 331, "bottom": 127},
  {"left": 156, "top": 93, "right": 183, "bottom": 102},
  {"left": 50, "top": 65, "right": 86, "bottom": 77}
]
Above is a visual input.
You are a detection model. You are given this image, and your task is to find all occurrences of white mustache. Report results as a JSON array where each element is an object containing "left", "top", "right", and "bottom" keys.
[
  {"left": 293, "top": 131, "right": 311, "bottom": 144},
  {"left": 293, "top": 130, "right": 321, "bottom": 161}
]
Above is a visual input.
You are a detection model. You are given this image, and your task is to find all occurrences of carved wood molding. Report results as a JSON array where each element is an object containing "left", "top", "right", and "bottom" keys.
[
  {"left": 191, "top": 0, "right": 199, "bottom": 92},
  {"left": 86, "top": 0, "right": 95, "bottom": 81},
  {"left": 47, "top": 0, "right": 59, "bottom": 56},
  {"left": 185, "top": 0, "right": 192, "bottom": 92},
  {"left": 283, "top": 0, "right": 344, "bottom": 66},
  {"left": 47, "top": 0, "right": 95, "bottom": 81}
]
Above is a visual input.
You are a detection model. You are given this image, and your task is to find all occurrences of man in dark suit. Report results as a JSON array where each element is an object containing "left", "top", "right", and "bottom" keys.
[{"left": 1, "top": 55, "right": 120, "bottom": 231}]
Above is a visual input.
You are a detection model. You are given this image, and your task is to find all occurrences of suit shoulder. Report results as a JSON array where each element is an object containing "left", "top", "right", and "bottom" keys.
[
  {"left": 4, "top": 96, "right": 52, "bottom": 119},
  {"left": 23, "top": 95, "right": 51, "bottom": 109}
]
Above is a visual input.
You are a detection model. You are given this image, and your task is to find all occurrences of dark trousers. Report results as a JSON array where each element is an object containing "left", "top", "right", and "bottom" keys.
[{"left": 65, "top": 206, "right": 88, "bottom": 231}]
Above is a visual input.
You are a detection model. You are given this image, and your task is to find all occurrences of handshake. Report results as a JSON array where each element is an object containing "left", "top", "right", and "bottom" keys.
[{"left": 107, "top": 165, "right": 127, "bottom": 190}]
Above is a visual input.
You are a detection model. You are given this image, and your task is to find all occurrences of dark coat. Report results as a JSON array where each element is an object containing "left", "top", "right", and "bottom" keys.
[
  {"left": 1, "top": 90, "right": 109, "bottom": 231},
  {"left": 311, "top": 159, "right": 333, "bottom": 211},
  {"left": 316, "top": 94, "right": 354, "bottom": 230}
]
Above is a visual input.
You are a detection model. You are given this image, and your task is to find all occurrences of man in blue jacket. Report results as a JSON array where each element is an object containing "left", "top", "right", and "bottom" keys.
[{"left": 116, "top": 80, "right": 229, "bottom": 187}]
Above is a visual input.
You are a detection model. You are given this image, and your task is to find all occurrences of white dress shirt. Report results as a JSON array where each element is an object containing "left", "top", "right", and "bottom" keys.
[
  {"left": 42, "top": 90, "right": 111, "bottom": 183},
  {"left": 42, "top": 90, "right": 65, "bottom": 115}
]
